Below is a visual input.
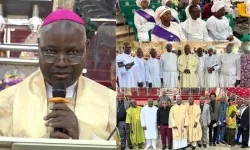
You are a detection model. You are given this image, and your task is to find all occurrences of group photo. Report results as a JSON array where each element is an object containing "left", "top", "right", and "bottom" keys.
[
  {"left": 116, "top": 87, "right": 250, "bottom": 150},
  {"left": 116, "top": 0, "right": 250, "bottom": 42},
  {"left": 116, "top": 41, "right": 250, "bottom": 89}
]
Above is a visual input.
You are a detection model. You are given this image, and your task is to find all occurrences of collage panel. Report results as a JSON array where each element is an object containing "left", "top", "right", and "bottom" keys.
[
  {"left": 116, "top": 41, "right": 250, "bottom": 90},
  {"left": 116, "top": 87, "right": 250, "bottom": 150},
  {"left": 116, "top": 0, "right": 250, "bottom": 43}
]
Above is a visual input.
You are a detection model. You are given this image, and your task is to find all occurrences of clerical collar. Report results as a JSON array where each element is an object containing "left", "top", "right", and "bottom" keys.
[{"left": 46, "top": 82, "right": 77, "bottom": 98}]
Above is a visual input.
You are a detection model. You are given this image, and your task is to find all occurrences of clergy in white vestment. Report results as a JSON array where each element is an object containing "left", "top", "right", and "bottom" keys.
[
  {"left": 134, "top": 48, "right": 152, "bottom": 87},
  {"left": 151, "top": 6, "right": 187, "bottom": 42},
  {"left": 247, "top": 0, "right": 250, "bottom": 14},
  {"left": 116, "top": 43, "right": 138, "bottom": 88},
  {"left": 196, "top": 48, "right": 206, "bottom": 87},
  {"left": 146, "top": 48, "right": 162, "bottom": 87},
  {"left": 162, "top": 0, "right": 180, "bottom": 23},
  {"left": 140, "top": 99, "right": 158, "bottom": 150},
  {"left": 181, "top": 5, "right": 213, "bottom": 41},
  {"left": 134, "top": 0, "right": 156, "bottom": 41},
  {"left": 221, "top": 0, "right": 236, "bottom": 18},
  {"left": 204, "top": 45, "right": 221, "bottom": 88},
  {"left": 160, "top": 43, "right": 179, "bottom": 88},
  {"left": 178, "top": 44, "right": 199, "bottom": 88},
  {"left": 185, "top": 0, "right": 202, "bottom": 19},
  {"left": 206, "top": 1, "right": 241, "bottom": 43},
  {"left": 169, "top": 96, "right": 189, "bottom": 150},
  {"left": 219, "top": 43, "right": 241, "bottom": 87}
]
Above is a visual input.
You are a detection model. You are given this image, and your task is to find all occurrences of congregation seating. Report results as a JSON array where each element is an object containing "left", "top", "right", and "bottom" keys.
[
  {"left": 118, "top": 0, "right": 250, "bottom": 41},
  {"left": 75, "top": 0, "right": 115, "bottom": 18}
]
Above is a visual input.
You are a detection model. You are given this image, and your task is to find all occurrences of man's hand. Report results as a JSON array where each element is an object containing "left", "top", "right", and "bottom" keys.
[
  {"left": 227, "top": 36, "right": 234, "bottom": 42},
  {"left": 158, "top": 126, "right": 160, "bottom": 129},
  {"left": 208, "top": 67, "right": 215, "bottom": 72},
  {"left": 143, "top": 126, "right": 147, "bottom": 130},
  {"left": 130, "top": 129, "right": 133, "bottom": 134},
  {"left": 138, "top": 82, "right": 143, "bottom": 87},
  {"left": 184, "top": 69, "right": 190, "bottom": 74},
  {"left": 44, "top": 103, "right": 79, "bottom": 139},
  {"left": 235, "top": 80, "right": 240, "bottom": 87},
  {"left": 148, "top": 83, "right": 152, "bottom": 88},
  {"left": 125, "top": 64, "right": 132, "bottom": 70},
  {"left": 194, "top": 122, "right": 198, "bottom": 128}
]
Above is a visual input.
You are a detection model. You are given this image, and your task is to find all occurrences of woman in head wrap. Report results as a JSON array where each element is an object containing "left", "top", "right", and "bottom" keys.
[
  {"left": 151, "top": 6, "right": 186, "bottom": 42},
  {"left": 204, "top": 45, "right": 220, "bottom": 87},
  {"left": 206, "top": 1, "right": 241, "bottom": 43},
  {"left": 185, "top": 0, "right": 201, "bottom": 19},
  {"left": 134, "top": 0, "right": 156, "bottom": 41},
  {"left": 161, "top": 0, "right": 180, "bottom": 23}
]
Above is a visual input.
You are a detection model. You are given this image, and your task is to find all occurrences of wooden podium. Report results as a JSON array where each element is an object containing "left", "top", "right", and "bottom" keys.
[{"left": 0, "top": 137, "right": 116, "bottom": 150}]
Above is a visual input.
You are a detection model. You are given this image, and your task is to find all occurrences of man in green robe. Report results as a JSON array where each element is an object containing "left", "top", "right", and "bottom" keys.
[{"left": 126, "top": 100, "right": 145, "bottom": 149}]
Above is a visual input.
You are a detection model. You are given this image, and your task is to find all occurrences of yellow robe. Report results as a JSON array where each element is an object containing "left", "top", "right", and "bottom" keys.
[
  {"left": 169, "top": 104, "right": 188, "bottom": 149},
  {"left": 126, "top": 106, "right": 145, "bottom": 145},
  {"left": 186, "top": 104, "right": 202, "bottom": 142},
  {"left": 178, "top": 54, "right": 199, "bottom": 88},
  {"left": 0, "top": 70, "right": 116, "bottom": 140}
]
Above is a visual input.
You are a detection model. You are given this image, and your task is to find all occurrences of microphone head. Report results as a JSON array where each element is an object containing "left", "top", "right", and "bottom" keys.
[{"left": 52, "top": 83, "right": 66, "bottom": 98}]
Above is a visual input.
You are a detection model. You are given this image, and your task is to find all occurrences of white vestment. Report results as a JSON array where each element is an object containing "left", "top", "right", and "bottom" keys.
[
  {"left": 146, "top": 58, "right": 161, "bottom": 87},
  {"left": 151, "top": 23, "right": 187, "bottom": 42},
  {"left": 134, "top": 9, "right": 155, "bottom": 41},
  {"left": 181, "top": 18, "right": 212, "bottom": 41},
  {"left": 204, "top": 55, "right": 220, "bottom": 87},
  {"left": 134, "top": 56, "right": 150, "bottom": 87},
  {"left": 170, "top": 7, "right": 181, "bottom": 23},
  {"left": 219, "top": 53, "right": 241, "bottom": 87},
  {"left": 196, "top": 55, "right": 206, "bottom": 87},
  {"left": 247, "top": 0, "right": 250, "bottom": 14},
  {"left": 221, "top": 0, "right": 237, "bottom": 18},
  {"left": 185, "top": 4, "right": 202, "bottom": 19},
  {"left": 116, "top": 53, "right": 137, "bottom": 88},
  {"left": 140, "top": 105, "right": 158, "bottom": 140},
  {"left": 160, "top": 52, "right": 178, "bottom": 88},
  {"left": 206, "top": 16, "right": 241, "bottom": 44}
]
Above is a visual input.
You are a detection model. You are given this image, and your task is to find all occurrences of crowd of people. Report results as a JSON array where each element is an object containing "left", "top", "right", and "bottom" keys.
[
  {"left": 132, "top": 0, "right": 249, "bottom": 42},
  {"left": 116, "top": 92, "right": 250, "bottom": 150},
  {"left": 116, "top": 42, "right": 250, "bottom": 88}
]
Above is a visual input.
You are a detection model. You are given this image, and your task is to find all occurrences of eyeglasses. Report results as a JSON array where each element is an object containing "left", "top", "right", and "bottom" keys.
[{"left": 40, "top": 50, "right": 84, "bottom": 65}]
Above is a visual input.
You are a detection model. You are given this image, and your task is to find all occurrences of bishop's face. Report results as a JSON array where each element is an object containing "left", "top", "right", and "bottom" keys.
[{"left": 38, "top": 22, "right": 86, "bottom": 87}]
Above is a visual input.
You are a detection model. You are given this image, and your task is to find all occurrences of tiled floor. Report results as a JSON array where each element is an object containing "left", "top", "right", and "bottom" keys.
[{"left": 123, "top": 139, "right": 248, "bottom": 150}]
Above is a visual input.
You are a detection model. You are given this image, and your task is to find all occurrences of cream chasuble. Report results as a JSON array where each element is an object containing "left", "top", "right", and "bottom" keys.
[
  {"left": 169, "top": 104, "right": 188, "bottom": 149},
  {"left": 178, "top": 54, "right": 199, "bottom": 88},
  {"left": 186, "top": 104, "right": 202, "bottom": 142},
  {"left": 0, "top": 70, "right": 116, "bottom": 140}
]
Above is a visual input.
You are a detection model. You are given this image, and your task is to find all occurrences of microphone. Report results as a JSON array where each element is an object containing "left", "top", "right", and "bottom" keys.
[{"left": 52, "top": 83, "right": 66, "bottom": 133}]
